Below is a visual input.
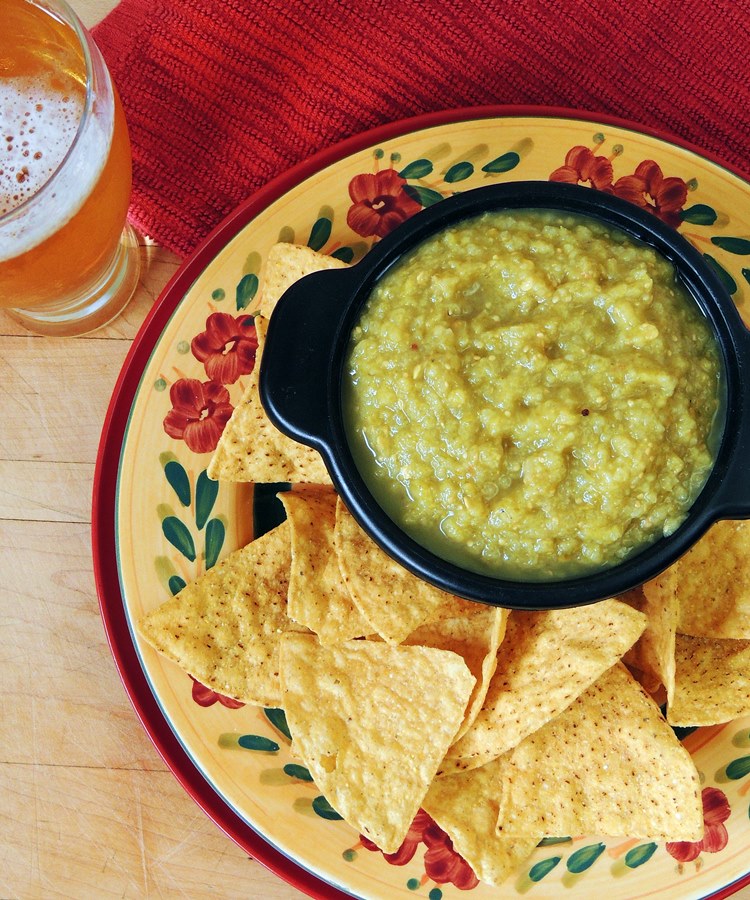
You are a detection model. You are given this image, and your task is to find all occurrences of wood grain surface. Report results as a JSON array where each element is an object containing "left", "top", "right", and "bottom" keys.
[{"left": 0, "top": 2, "right": 307, "bottom": 896}]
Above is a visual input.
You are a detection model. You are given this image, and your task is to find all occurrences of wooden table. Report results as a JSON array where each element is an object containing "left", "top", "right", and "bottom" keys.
[{"left": 1, "top": 2, "right": 306, "bottom": 896}]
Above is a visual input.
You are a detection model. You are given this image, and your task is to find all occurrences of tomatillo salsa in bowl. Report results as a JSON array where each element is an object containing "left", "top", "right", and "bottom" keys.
[{"left": 260, "top": 182, "right": 750, "bottom": 610}]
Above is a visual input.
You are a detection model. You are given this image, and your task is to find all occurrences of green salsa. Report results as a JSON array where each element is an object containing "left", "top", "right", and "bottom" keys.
[{"left": 344, "top": 209, "right": 722, "bottom": 581}]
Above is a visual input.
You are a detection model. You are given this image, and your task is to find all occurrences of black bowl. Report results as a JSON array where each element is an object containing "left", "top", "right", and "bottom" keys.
[{"left": 259, "top": 181, "right": 750, "bottom": 610}]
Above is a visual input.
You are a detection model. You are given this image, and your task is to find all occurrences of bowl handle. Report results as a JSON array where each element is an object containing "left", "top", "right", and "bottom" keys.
[
  {"left": 258, "top": 267, "right": 356, "bottom": 453},
  {"left": 709, "top": 324, "right": 750, "bottom": 519}
]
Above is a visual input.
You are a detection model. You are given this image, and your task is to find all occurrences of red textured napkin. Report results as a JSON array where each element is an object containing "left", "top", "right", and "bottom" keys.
[{"left": 93, "top": 0, "right": 750, "bottom": 258}]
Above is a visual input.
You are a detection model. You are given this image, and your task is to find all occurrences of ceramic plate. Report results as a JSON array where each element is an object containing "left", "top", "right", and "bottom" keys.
[{"left": 93, "top": 107, "right": 750, "bottom": 900}]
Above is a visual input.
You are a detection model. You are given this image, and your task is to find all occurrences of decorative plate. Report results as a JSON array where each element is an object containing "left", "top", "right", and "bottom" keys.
[{"left": 93, "top": 107, "right": 750, "bottom": 900}]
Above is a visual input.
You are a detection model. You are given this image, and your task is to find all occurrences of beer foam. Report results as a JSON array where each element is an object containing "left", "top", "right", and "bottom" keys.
[
  {"left": 0, "top": 73, "right": 111, "bottom": 260},
  {"left": 0, "top": 76, "right": 82, "bottom": 215}
]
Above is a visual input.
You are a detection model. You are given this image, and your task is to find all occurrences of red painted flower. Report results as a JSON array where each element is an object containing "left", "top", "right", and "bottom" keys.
[
  {"left": 190, "top": 676, "right": 245, "bottom": 709},
  {"left": 360, "top": 810, "right": 478, "bottom": 889},
  {"left": 191, "top": 312, "right": 258, "bottom": 385},
  {"left": 360, "top": 809, "right": 433, "bottom": 865},
  {"left": 163, "top": 377, "right": 233, "bottom": 454},
  {"left": 549, "top": 146, "right": 614, "bottom": 191},
  {"left": 666, "top": 786, "right": 731, "bottom": 862},
  {"left": 423, "top": 820, "right": 480, "bottom": 890},
  {"left": 613, "top": 160, "right": 688, "bottom": 228},
  {"left": 347, "top": 169, "right": 422, "bottom": 239}
]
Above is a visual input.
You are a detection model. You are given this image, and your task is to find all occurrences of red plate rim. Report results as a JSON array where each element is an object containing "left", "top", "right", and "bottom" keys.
[{"left": 91, "top": 103, "right": 750, "bottom": 900}]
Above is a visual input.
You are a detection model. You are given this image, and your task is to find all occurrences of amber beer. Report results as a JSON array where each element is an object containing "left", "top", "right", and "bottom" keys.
[{"left": 0, "top": 0, "right": 137, "bottom": 334}]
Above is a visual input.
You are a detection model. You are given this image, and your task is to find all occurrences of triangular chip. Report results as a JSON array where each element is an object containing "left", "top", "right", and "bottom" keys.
[
  {"left": 279, "top": 634, "right": 475, "bottom": 853},
  {"left": 334, "top": 499, "right": 462, "bottom": 643},
  {"left": 621, "top": 573, "right": 678, "bottom": 696},
  {"left": 258, "top": 243, "right": 349, "bottom": 320},
  {"left": 207, "top": 316, "right": 331, "bottom": 484},
  {"left": 496, "top": 663, "right": 703, "bottom": 841},
  {"left": 669, "top": 520, "right": 750, "bottom": 640},
  {"left": 279, "top": 487, "right": 370, "bottom": 643},
  {"left": 423, "top": 757, "right": 540, "bottom": 886},
  {"left": 138, "top": 521, "right": 305, "bottom": 705},
  {"left": 441, "top": 599, "right": 646, "bottom": 773},
  {"left": 406, "top": 602, "right": 508, "bottom": 741},
  {"left": 668, "top": 634, "right": 750, "bottom": 726}
]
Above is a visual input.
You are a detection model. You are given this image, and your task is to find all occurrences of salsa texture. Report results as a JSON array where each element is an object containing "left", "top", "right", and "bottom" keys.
[{"left": 344, "top": 209, "right": 722, "bottom": 580}]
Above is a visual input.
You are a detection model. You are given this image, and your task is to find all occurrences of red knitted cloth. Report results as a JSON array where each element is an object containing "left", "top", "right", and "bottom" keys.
[{"left": 93, "top": 0, "right": 750, "bottom": 258}]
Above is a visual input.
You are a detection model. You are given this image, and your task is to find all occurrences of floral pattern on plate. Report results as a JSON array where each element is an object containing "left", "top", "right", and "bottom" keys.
[{"left": 113, "top": 113, "right": 750, "bottom": 900}]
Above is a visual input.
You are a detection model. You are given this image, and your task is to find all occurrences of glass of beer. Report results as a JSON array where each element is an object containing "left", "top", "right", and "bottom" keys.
[{"left": 0, "top": 0, "right": 140, "bottom": 336}]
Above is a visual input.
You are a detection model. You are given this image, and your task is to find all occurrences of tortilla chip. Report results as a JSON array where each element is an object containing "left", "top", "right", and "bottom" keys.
[
  {"left": 496, "top": 663, "right": 703, "bottom": 841},
  {"left": 671, "top": 520, "right": 750, "bottom": 640},
  {"left": 259, "top": 243, "right": 349, "bottom": 320},
  {"left": 621, "top": 574, "right": 678, "bottom": 697},
  {"left": 279, "top": 487, "right": 370, "bottom": 643},
  {"left": 668, "top": 634, "right": 750, "bottom": 726},
  {"left": 334, "top": 499, "right": 462, "bottom": 643},
  {"left": 207, "top": 316, "right": 331, "bottom": 484},
  {"left": 279, "top": 633, "right": 475, "bottom": 854},
  {"left": 423, "top": 757, "right": 540, "bottom": 886},
  {"left": 441, "top": 599, "right": 646, "bottom": 773},
  {"left": 407, "top": 603, "right": 508, "bottom": 741},
  {"left": 138, "top": 521, "right": 305, "bottom": 706}
]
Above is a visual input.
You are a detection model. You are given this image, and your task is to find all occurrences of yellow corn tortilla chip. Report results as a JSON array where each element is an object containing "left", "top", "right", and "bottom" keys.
[
  {"left": 496, "top": 663, "right": 703, "bottom": 841},
  {"left": 334, "top": 499, "right": 462, "bottom": 643},
  {"left": 279, "top": 633, "right": 475, "bottom": 854},
  {"left": 279, "top": 487, "right": 370, "bottom": 643},
  {"left": 670, "top": 520, "right": 750, "bottom": 640},
  {"left": 406, "top": 602, "right": 508, "bottom": 741},
  {"left": 423, "top": 757, "right": 540, "bottom": 887},
  {"left": 668, "top": 634, "right": 750, "bottom": 726},
  {"left": 259, "top": 242, "right": 349, "bottom": 320},
  {"left": 621, "top": 574, "right": 678, "bottom": 697},
  {"left": 207, "top": 316, "right": 331, "bottom": 484},
  {"left": 441, "top": 599, "right": 646, "bottom": 774},
  {"left": 138, "top": 521, "right": 306, "bottom": 706}
]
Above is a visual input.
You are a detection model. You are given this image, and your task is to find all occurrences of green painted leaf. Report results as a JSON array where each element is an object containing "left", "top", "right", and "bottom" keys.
[
  {"left": 236, "top": 273, "right": 259, "bottom": 310},
  {"left": 444, "top": 161, "right": 474, "bottom": 183},
  {"left": 566, "top": 842, "right": 606, "bottom": 873},
  {"left": 625, "top": 842, "right": 658, "bottom": 868},
  {"left": 711, "top": 236, "right": 750, "bottom": 254},
  {"left": 308, "top": 217, "right": 332, "bottom": 252},
  {"left": 162, "top": 516, "right": 196, "bottom": 561},
  {"left": 331, "top": 246, "right": 355, "bottom": 263},
  {"left": 164, "top": 460, "right": 190, "bottom": 506},
  {"left": 312, "top": 795, "right": 343, "bottom": 820},
  {"left": 284, "top": 763, "right": 314, "bottom": 781},
  {"left": 481, "top": 151, "right": 520, "bottom": 174},
  {"left": 264, "top": 707, "right": 292, "bottom": 741},
  {"left": 237, "top": 734, "right": 279, "bottom": 752},
  {"left": 168, "top": 575, "right": 186, "bottom": 595},
  {"left": 254, "top": 482, "right": 291, "bottom": 538},
  {"left": 399, "top": 158, "right": 434, "bottom": 179},
  {"left": 529, "top": 856, "right": 561, "bottom": 882},
  {"left": 195, "top": 469, "right": 219, "bottom": 530},
  {"left": 680, "top": 204, "right": 718, "bottom": 225},
  {"left": 403, "top": 184, "right": 445, "bottom": 208},
  {"left": 537, "top": 836, "right": 572, "bottom": 846},
  {"left": 726, "top": 755, "right": 750, "bottom": 780},
  {"left": 742, "top": 267, "right": 750, "bottom": 286},
  {"left": 704, "top": 254, "right": 738, "bottom": 294},
  {"left": 204, "top": 517, "right": 225, "bottom": 570}
]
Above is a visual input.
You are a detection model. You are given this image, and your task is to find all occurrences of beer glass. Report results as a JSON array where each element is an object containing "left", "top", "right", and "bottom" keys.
[{"left": 0, "top": 0, "right": 140, "bottom": 336}]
